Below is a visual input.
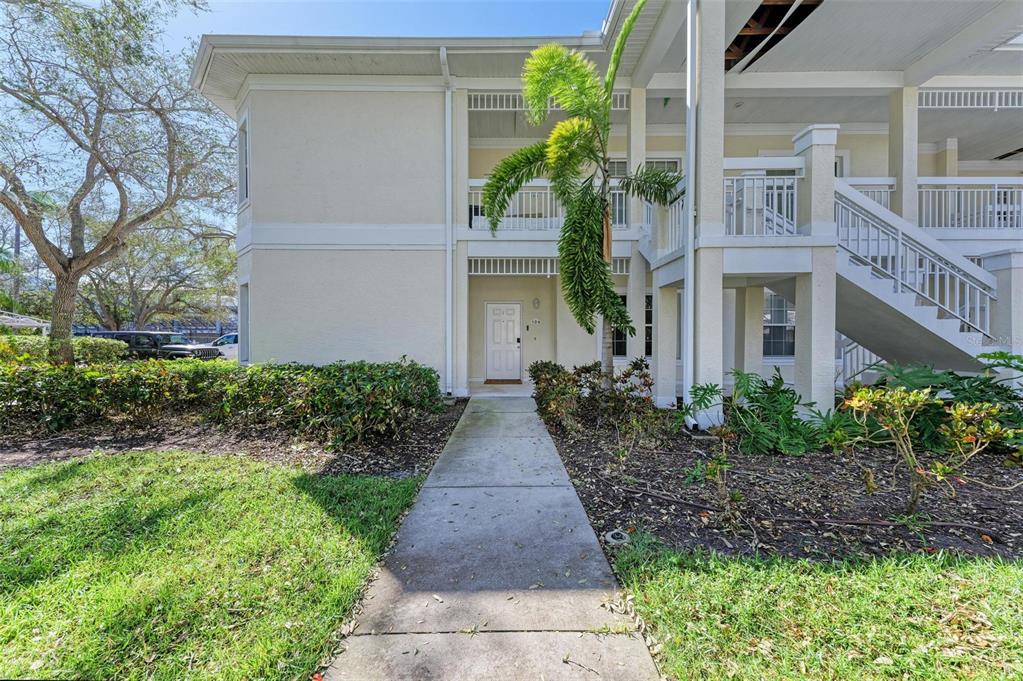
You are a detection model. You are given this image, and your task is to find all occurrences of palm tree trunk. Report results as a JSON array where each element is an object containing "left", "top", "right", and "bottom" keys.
[{"left": 601, "top": 208, "right": 614, "bottom": 385}]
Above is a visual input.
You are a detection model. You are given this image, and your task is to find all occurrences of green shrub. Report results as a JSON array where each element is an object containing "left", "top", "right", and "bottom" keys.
[
  {"left": 215, "top": 359, "right": 441, "bottom": 445},
  {"left": 0, "top": 335, "right": 127, "bottom": 364},
  {"left": 727, "top": 369, "right": 821, "bottom": 456},
  {"left": 529, "top": 360, "right": 580, "bottom": 430},
  {"left": 0, "top": 358, "right": 441, "bottom": 444}
]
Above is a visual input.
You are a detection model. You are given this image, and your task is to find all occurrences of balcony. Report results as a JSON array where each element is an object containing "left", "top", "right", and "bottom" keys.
[
  {"left": 467, "top": 180, "right": 629, "bottom": 232},
  {"left": 919, "top": 178, "right": 1022, "bottom": 231}
]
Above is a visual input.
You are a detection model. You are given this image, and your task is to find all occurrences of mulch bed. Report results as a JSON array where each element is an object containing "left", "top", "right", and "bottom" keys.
[
  {"left": 0, "top": 399, "right": 467, "bottom": 477},
  {"left": 549, "top": 421, "right": 1023, "bottom": 560}
]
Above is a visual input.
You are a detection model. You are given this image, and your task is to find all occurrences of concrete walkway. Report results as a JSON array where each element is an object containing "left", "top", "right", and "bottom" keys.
[{"left": 324, "top": 396, "right": 659, "bottom": 680}]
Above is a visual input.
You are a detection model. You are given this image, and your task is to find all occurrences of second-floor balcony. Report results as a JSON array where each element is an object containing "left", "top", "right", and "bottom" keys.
[
  {"left": 850, "top": 177, "right": 1022, "bottom": 230},
  {"left": 467, "top": 180, "right": 630, "bottom": 233}
]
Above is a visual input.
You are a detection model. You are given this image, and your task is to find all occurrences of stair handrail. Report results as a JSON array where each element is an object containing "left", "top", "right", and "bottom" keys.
[{"left": 835, "top": 181, "right": 996, "bottom": 336}]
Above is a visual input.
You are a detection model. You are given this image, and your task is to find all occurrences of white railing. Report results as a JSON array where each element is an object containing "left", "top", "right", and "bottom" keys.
[
  {"left": 724, "top": 176, "right": 798, "bottom": 235},
  {"left": 468, "top": 92, "right": 629, "bottom": 111},
  {"left": 848, "top": 177, "right": 895, "bottom": 210},
  {"left": 918, "top": 89, "right": 1023, "bottom": 110},
  {"left": 918, "top": 177, "right": 1023, "bottom": 230},
  {"left": 838, "top": 339, "right": 882, "bottom": 385},
  {"left": 661, "top": 184, "right": 687, "bottom": 256},
  {"left": 468, "top": 180, "right": 628, "bottom": 231},
  {"left": 835, "top": 189, "right": 995, "bottom": 335}
]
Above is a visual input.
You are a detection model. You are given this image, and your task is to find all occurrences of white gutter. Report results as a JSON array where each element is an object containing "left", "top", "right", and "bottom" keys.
[
  {"left": 441, "top": 47, "right": 454, "bottom": 395},
  {"left": 682, "top": 0, "right": 697, "bottom": 415}
]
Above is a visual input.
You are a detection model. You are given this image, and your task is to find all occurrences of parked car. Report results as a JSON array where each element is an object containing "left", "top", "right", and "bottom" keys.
[
  {"left": 85, "top": 331, "right": 222, "bottom": 360},
  {"left": 203, "top": 333, "right": 239, "bottom": 359}
]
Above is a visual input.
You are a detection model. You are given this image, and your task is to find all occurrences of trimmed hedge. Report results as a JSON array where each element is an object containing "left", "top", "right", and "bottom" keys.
[
  {"left": 0, "top": 335, "right": 127, "bottom": 364},
  {"left": 0, "top": 358, "right": 442, "bottom": 444}
]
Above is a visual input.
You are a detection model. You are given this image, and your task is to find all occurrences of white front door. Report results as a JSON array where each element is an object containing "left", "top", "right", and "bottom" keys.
[{"left": 485, "top": 302, "right": 521, "bottom": 381}]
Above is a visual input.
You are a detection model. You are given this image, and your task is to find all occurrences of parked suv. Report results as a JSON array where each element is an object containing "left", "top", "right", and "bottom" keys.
[
  {"left": 201, "top": 333, "right": 238, "bottom": 359},
  {"left": 86, "top": 331, "right": 221, "bottom": 360}
]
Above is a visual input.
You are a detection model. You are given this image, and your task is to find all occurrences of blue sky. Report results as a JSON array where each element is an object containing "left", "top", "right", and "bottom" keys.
[{"left": 164, "top": 0, "right": 610, "bottom": 52}]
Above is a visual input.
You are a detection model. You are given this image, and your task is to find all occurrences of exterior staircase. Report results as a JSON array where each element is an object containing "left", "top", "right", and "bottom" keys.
[{"left": 772, "top": 182, "right": 998, "bottom": 374}]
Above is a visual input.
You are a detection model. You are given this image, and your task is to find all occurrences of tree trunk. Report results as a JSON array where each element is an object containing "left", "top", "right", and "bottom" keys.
[
  {"left": 48, "top": 273, "right": 80, "bottom": 365},
  {"left": 601, "top": 315, "right": 614, "bottom": 381},
  {"left": 601, "top": 207, "right": 614, "bottom": 386}
]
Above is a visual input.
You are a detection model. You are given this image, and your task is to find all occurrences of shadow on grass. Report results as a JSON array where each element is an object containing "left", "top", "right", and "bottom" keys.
[{"left": 290, "top": 472, "right": 421, "bottom": 555}]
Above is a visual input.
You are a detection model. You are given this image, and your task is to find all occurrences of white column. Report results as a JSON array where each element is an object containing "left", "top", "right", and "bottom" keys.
[
  {"left": 653, "top": 284, "right": 678, "bottom": 407},
  {"left": 734, "top": 286, "right": 764, "bottom": 374},
  {"left": 627, "top": 87, "right": 647, "bottom": 228},
  {"left": 626, "top": 243, "right": 648, "bottom": 359},
  {"left": 688, "top": 0, "right": 726, "bottom": 425},
  {"left": 985, "top": 250, "right": 1023, "bottom": 388},
  {"left": 938, "top": 137, "right": 959, "bottom": 176},
  {"left": 888, "top": 86, "right": 919, "bottom": 223},
  {"left": 793, "top": 125, "right": 839, "bottom": 411},
  {"left": 454, "top": 241, "right": 469, "bottom": 396}
]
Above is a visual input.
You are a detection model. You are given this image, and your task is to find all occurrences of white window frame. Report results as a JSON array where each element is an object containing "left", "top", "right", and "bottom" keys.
[
  {"left": 759, "top": 148, "right": 850, "bottom": 177},
  {"left": 612, "top": 290, "right": 654, "bottom": 360},
  {"left": 763, "top": 291, "right": 796, "bottom": 359},
  {"left": 237, "top": 115, "right": 250, "bottom": 207}
]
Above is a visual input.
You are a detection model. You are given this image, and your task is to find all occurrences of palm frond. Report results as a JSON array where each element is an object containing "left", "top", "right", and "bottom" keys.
[
  {"left": 558, "top": 184, "right": 634, "bottom": 335},
  {"left": 523, "top": 43, "right": 607, "bottom": 130},
  {"left": 605, "top": 0, "right": 649, "bottom": 98},
  {"left": 617, "top": 166, "right": 684, "bottom": 205},
  {"left": 481, "top": 141, "right": 549, "bottom": 234},
  {"left": 545, "top": 117, "right": 599, "bottom": 202}
]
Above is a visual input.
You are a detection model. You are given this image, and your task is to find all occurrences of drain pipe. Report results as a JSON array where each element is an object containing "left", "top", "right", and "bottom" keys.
[
  {"left": 441, "top": 47, "right": 454, "bottom": 395},
  {"left": 682, "top": 0, "right": 698, "bottom": 413}
]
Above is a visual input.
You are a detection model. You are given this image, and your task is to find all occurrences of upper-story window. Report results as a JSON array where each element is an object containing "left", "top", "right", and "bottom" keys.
[
  {"left": 237, "top": 121, "right": 249, "bottom": 205},
  {"left": 608, "top": 158, "right": 681, "bottom": 177}
]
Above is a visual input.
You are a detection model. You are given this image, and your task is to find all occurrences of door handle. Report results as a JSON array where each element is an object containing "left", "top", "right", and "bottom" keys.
[{"left": 516, "top": 337, "right": 521, "bottom": 344}]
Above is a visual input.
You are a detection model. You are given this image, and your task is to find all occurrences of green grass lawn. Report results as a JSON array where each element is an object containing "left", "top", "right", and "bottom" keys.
[
  {"left": 0, "top": 451, "right": 420, "bottom": 680},
  {"left": 615, "top": 536, "right": 1023, "bottom": 680}
]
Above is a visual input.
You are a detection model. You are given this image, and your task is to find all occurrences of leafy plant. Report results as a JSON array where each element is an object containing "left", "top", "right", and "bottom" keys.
[
  {"left": 843, "top": 387, "right": 1017, "bottom": 513},
  {"left": 675, "top": 382, "right": 723, "bottom": 429},
  {"left": 727, "top": 369, "right": 820, "bottom": 456},
  {"left": 0, "top": 335, "right": 127, "bottom": 364}
]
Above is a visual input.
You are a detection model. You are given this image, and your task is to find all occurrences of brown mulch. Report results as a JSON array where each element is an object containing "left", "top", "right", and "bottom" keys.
[
  {"left": 549, "top": 421, "right": 1023, "bottom": 560},
  {"left": 0, "top": 399, "right": 467, "bottom": 478}
]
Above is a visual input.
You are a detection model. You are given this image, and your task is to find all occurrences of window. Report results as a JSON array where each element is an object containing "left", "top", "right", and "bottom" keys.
[
  {"left": 645, "top": 159, "right": 681, "bottom": 173},
  {"left": 763, "top": 292, "right": 796, "bottom": 357},
  {"left": 133, "top": 335, "right": 155, "bottom": 349},
  {"left": 612, "top": 293, "right": 654, "bottom": 358},
  {"left": 237, "top": 120, "right": 249, "bottom": 204},
  {"left": 608, "top": 158, "right": 681, "bottom": 177}
]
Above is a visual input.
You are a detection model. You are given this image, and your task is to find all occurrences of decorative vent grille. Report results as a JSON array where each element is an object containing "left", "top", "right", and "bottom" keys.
[
  {"left": 918, "top": 89, "right": 1023, "bottom": 110},
  {"left": 469, "top": 92, "right": 629, "bottom": 112},
  {"left": 468, "top": 257, "right": 631, "bottom": 276}
]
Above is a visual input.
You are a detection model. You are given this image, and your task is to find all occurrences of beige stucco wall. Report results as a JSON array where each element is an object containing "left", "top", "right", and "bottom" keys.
[
  {"left": 247, "top": 249, "right": 445, "bottom": 374},
  {"left": 468, "top": 276, "right": 558, "bottom": 381},
  {"left": 469, "top": 133, "right": 905, "bottom": 178},
  {"left": 249, "top": 90, "right": 445, "bottom": 225}
]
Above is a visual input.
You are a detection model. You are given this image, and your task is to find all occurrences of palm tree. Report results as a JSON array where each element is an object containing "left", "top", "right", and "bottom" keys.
[{"left": 482, "top": 0, "right": 681, "bottom": 380}]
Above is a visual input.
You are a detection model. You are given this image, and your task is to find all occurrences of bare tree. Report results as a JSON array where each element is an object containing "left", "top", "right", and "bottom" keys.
[{"left": 0, "top": 0, "right": 234, "bottom": 361}]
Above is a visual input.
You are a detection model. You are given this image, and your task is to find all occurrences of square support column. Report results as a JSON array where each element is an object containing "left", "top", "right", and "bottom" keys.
[
  {"left": 626, "top": 243, "right": 649, "bottom": 359},
  {"left": 888, "top": 87, "right": 919, "bottom": 224},
  {"left": 792, "top": 124, "right": 839, "bottom": 411},
  {"left": 453, "top": 241, "right": 469, "bottom": 396},
  {"left": 627, "top": 87, "right": 647, "bottom": 228},
  {"left": 682, "top": 0, "right": 726, "bottom": 425},
  {"left": 734, "top": 286, "right": 764, "bottom": 374},
  {"left": 794, "top": 251, "right": 837, "bottom": 412},
  {"left": 985, "top": 250, "right": 1023, "bottom": 389},
  {"left": 937, "top": 137, "right": 959, "bottom": 177},
  {"left": 653, "top": 284, "right": 678, "bottom": 408}
]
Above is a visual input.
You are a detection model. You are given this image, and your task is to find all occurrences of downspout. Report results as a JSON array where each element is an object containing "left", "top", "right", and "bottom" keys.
[
  {"left": 441, "top": 47, "right": 454, "bottom": 395},
  {"left": 682, "top": 0, "right": 698, "bottom": 412}
]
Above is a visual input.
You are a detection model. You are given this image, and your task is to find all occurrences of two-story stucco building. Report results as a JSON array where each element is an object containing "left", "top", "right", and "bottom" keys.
[{"left": 191, "top": 0, "right": 1023, "bottom": 417}]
